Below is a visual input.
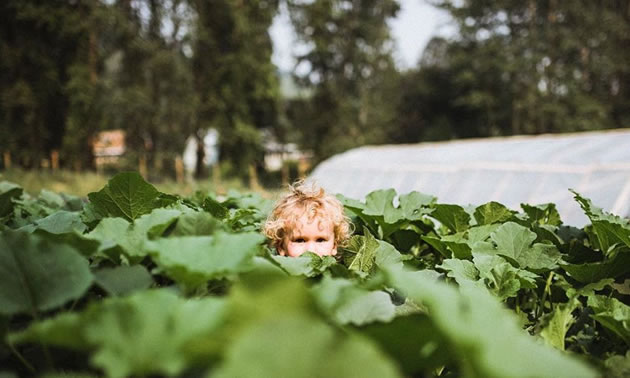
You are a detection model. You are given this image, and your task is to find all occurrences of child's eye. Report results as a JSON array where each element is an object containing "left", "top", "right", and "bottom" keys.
[
  {"left": 295, "top": 238, "right": 305, "bottom": 243},
  {"left": 316, "top": 238, "right": 327, "bottom": 242}
]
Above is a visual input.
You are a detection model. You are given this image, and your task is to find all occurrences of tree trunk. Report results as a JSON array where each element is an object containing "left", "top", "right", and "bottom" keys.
[
  {"left": 194, "top": 131, "right": 206, "bottom": 179},
  {"left": 139, "top": 154, "right": 148, "bottom": 178}
]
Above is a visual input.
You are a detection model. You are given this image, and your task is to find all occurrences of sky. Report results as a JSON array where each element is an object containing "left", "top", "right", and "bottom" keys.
[{"left": 270, "top": 0, "right": 453, "bottom": 72}]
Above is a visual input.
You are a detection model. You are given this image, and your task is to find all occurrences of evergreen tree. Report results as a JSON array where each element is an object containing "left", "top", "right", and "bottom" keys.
[
  {"left": 404, "top": 0, "right": 630, "bottom": 140},
  {"left": 103, "top": 0, "right": 196, "bottom": 176},
  {"left": 0, "top": 0, "right": 89, "bottom": 168},
  {"left": 191, "top": 0, "right": 280, "bottom": 178},
  {"left": 286, "top": 0, "right": 400, "bottom": 162}
]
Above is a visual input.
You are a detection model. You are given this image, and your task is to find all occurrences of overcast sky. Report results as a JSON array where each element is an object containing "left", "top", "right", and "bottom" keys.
[{"left": 270, "top": 0, "right": 453, "bottom": 72}]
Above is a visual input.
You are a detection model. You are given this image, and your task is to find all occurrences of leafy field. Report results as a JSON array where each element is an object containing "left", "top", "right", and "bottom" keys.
[{"left": 1, "top": 172, "right": 629, "bottom": 377}]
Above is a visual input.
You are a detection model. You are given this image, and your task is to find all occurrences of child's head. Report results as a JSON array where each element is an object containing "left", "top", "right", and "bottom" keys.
[{"left": 263, "top": 180, "right": 351, "bottom": 257}]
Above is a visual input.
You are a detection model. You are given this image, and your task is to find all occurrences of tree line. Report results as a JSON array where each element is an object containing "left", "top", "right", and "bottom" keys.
[{"left": 1, "top": 0, "right": 628, "bottom": 181}]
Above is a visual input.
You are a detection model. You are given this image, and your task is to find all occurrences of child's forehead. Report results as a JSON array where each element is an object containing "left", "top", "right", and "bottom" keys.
[{"left": 286, "top": 213, "right": 333, "bottom": 234}]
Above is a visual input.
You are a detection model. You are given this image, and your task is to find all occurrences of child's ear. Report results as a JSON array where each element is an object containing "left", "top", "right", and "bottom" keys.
[{"left": 331, "top": 242, "right": 338, "bottom": 256}]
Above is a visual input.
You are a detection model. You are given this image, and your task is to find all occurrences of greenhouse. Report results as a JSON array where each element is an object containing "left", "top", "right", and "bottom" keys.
[{"left": 310, "top": 129, "right": 630, "bottom": 227}]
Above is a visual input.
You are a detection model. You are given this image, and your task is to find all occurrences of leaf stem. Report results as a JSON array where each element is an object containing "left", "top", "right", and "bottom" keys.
[
  {"left": 8, "top": 341, "right": 36, "bottom": 374},
  {"left": 30, "top": 310, "right": 54, "bottom": 370},
  {"left": 539, "top": 272, "right": 554, "bottom": 317}
]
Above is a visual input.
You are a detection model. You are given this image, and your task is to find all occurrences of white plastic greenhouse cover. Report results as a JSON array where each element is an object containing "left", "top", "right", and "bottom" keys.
[{"left": 309, "top": 129, "right": 630, "bottom": 227}]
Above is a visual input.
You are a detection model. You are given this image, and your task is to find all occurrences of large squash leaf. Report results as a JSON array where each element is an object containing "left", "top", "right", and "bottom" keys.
[
  {"left": 384, "top": 265, "right": 597, "bottom": 378},
  {"left": 88, "top": 172, "right": 173, "bottom": 221},
  {"left": 146, "top": 232, "right": 264, "bottom": 290},
  {"left": 0, "top": 231, "right": 93, "bottom": 315},
  {"left": 10, "top": 289, "right": 227, "bottom": 377}
]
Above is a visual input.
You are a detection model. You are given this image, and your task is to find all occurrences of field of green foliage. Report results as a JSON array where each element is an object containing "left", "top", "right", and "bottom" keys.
[{"left": 1, "top": 172, "right": 629, "bottom": 377}]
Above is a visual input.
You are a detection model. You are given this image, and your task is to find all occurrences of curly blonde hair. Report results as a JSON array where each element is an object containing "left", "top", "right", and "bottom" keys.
[{"left": 263, "top": 180, "right": 352, "bottom": 252}]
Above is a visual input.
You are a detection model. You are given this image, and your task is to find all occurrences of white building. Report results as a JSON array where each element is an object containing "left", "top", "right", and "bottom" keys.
[{"left": 182, "top": 129, "right": 219, "bottom": 175}]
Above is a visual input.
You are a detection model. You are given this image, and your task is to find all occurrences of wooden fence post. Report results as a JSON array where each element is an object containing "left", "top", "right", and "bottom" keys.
[
  {"left": 3, "top": 151, "right": 11, "bottom": 169},
  {"left": 139, "top": 154, "right": 148, "bottom": 178},
  {"left": 175, "top": 156, "right": 184, "bottom": 184},
  {"left": 281, "top": 161, "right": 289, "bottom": 187},
  {"left": 248, "top": 163, "right": 261, "bottom": 191},
  {"left": 51, "top": 150, "right": 59, "bottom": 171}
]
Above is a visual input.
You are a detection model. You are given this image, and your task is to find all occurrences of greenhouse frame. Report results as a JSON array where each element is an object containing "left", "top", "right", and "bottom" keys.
[{"left": 310, "top": 129, "right": 630, "bottom": 227}]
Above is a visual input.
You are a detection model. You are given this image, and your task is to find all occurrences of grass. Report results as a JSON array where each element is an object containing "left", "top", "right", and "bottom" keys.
[
  {"left": 1, "top": 169, "right": 109, "bottom": 197},
  {"left": 0, "top": 168, "right": 275, "bottom": 198}
]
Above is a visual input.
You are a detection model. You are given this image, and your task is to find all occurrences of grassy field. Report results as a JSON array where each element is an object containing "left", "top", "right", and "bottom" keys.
[{"left": 0, "top": 168, "right": 268, "bottom": 198}]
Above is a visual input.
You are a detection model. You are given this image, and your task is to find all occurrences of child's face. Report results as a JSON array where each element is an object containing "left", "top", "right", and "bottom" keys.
[{"left": 279, "top": 214, "right": 337, "bottom": 257}]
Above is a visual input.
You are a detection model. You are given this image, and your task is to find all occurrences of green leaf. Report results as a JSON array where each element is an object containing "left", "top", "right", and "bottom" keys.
[
  {"left": 33, "top": 230, "right": 101, "bottom": 258},
  {"left": 490, "top": 222, "right": 562, "bottom": 271},
  {"left": 473, "top": 201, "right": 515, "bottom": 225},
  {"left": 0, "top": 183, "right": 22, "bottom": 218},
  {"left": 214, "top": 278, "right": 401, "bottom": 378},
  {"left": 87, "top": 172, "right": 164, "bottom": 221},
  {"left": 532, "top": 224, "right": 564, "bottom": 246},
  {"left": 10, "top": 289, "right": 227, "bottom": 377},
  {"left": 374, "top": 239, "right": 406, "bottom": 268},
  {"left": 560, "top": 277, "right": 614, "bottom": 299},
  {"left": 561, "top": 251, "right": 630, "bottom": 284},
  {"left": 170, "top": 209, "right": 222, "bottom": 236},
  {"left": 437, "top": 259, "right": 479, "bottom": 286},
  {"left": 540, "top": 297, "right": 580, "bottom": 350},
  {"left": 384, "top": 265, "right": 597, "bottom": 378},
  {"left": 37, "top": 189, "right": 65, "bottom": 209},
  {"left": 223, "top": 190, "right": 273, "bottom": 215},
  {"left": 359, "top": 314, "right": 450, "bottom": 375},
  {"left": 312, "top": 276, "right": 395, "bottom": 325},
  {"left": 421, "top": 235, "right": 451, "bottom": 258},
  {"left": 215, "top": 312, "right": 401, "bottom": 378},
  {"left": 572, "top": 190, "right": 630, "bottom": 252},
  {"left": 362, "top": 189, "right": 404, "bottom": 224},
  {"left": 0, "top": 231, "right": 93, "bottom": 315},
  {"left": 34, "top": 210, "right": 86, "bottom": 234},
  {"left": 604, "top": 351, "right": 630, "bottom": 378},
  {"left": 272, "top": 252, "right": 336, "bottom": 277},
  {"left": 0, "top": 181, "right": 21, "bottom": 194},
  {"left": 202, "top": 196, "right": 229, "bottom": 219},
  {"left": 398, "top": 191, "right": 435, "bottom": 220},
  {"left": 86, "top": 208, "right": 181, "bottom": 261},
  {"left": 587, "top": 294, "right": 630, "bottom": 344},
  {"left": 491, "top": 221, "right": 536, "bottom": 261},
  {"left": 442, "top": 233, "right": 472, "bottom": 259},
  {"left": 147, "top": 232, "right": 265, "bottom": 289},
  {"left": 8, "top": 311, "right": 85, "bottom": 349},
  {"left": 86, "top": 217, "right": 131, "bottom": 259},
  {"left": 94, "top": 265, "right": 153, "bottom": 296},
  {"left": 133, "top": 208, "right": 181, "bottom": 239},
  {"left": 347, "top": 229, "right": 380, "bottom": 274},
  {"left": 521, "top": 203, "right": 562, "bottom": 226},
  {"left": 473, "top": 254, "right": 538, "bottom": 300},
  {"left": 345, "top": 229, "right": 405, "bottom": 275},
  {"left": 430, "top": 204, "right": 471, "bottom": 233},
  {"left": 467, "top": 224, "right": 500, "bottom": 243}
]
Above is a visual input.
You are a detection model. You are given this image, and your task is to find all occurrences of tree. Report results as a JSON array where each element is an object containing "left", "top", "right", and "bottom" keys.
[
  {"left": 286, "top": 0, "right": 400, "bottom": 162},
  {"left": 101, "top": 0, "right": 197, "bottom": 177},
  {"left": 191, "top": 0, "right": 280, "bottom": 179},
  {"left": 0, "top": 0, "right": 90, "bottom": 168},
  {"left": 418, "top": 0, "right": 630, "bottom": 138}
]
